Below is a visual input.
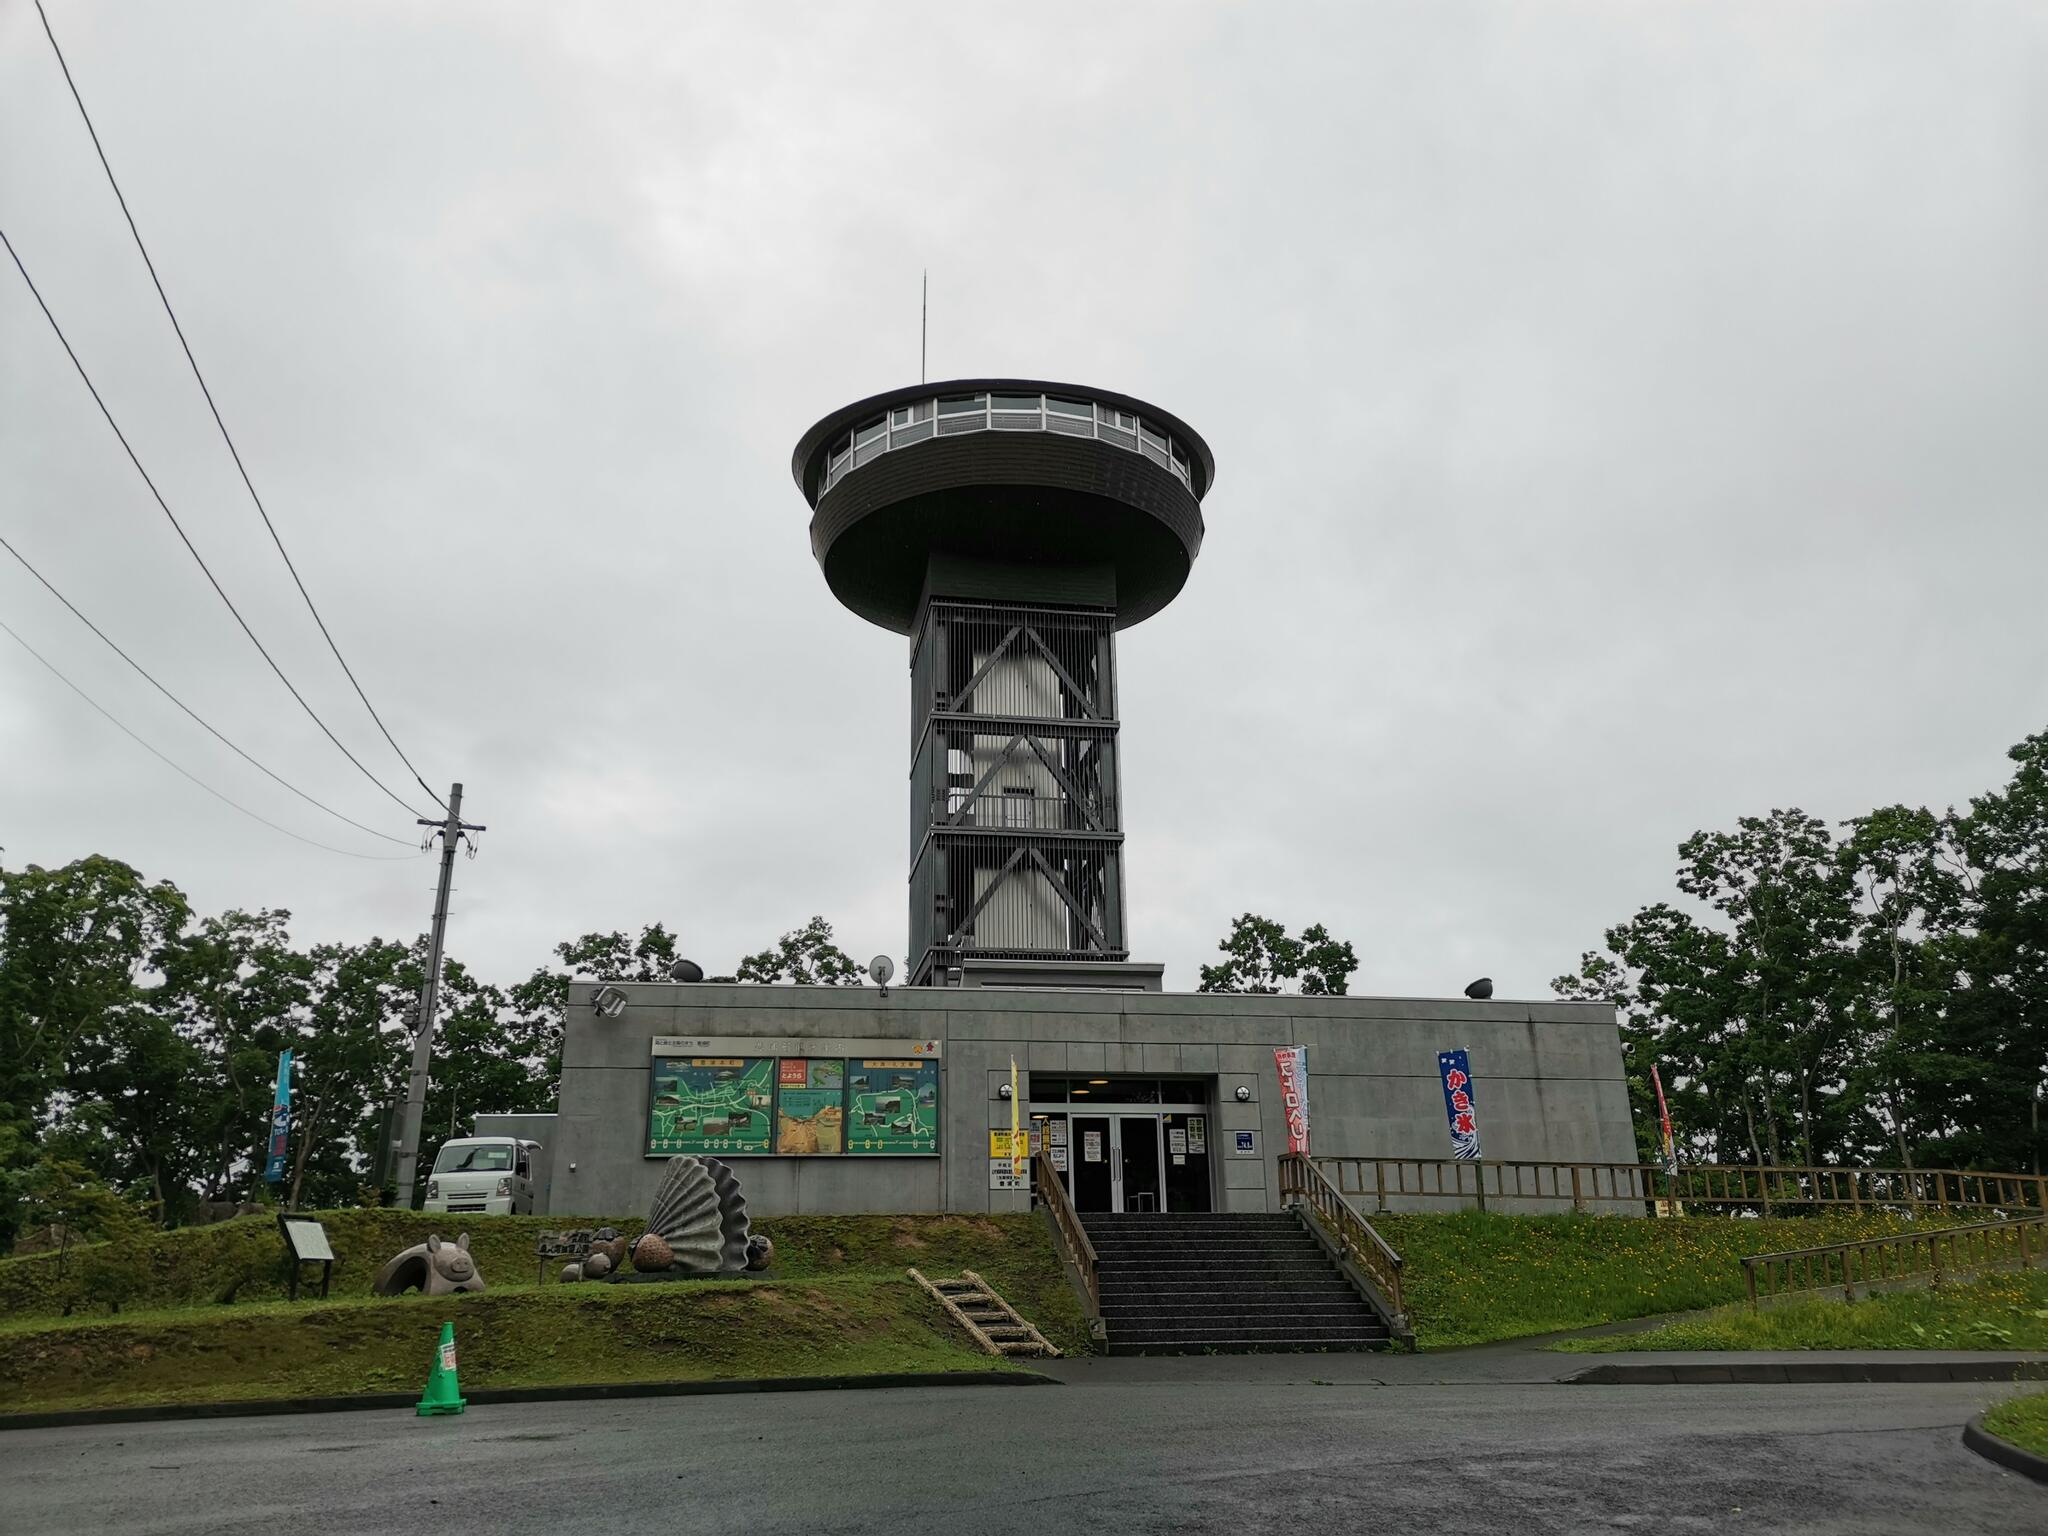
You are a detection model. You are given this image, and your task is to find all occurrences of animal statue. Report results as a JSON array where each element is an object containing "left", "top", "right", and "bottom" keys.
[{"left": 371, "top": 1232, "right": 485, "bottom": 1297}]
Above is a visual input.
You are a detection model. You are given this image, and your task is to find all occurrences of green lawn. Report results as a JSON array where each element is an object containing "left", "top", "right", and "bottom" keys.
[
  {"left": 0, "top": 1209, "right": 1087, "bottom": 1413},
  {"left": 1983, "top": 1391, "right": 2048, "bottom": 1458},
  {"left": 0, "top": 1274, "right": 1027, "bottom": 1414},
  {"left": 1551, "top": 1268, "right": 2048, "bottom": 1352},
  {"left": 1371, "top": 1210, "right": 1922, "bottom": 1348},
  {"left": 0, "top": 1208, "right": 1084, "bottom": 1345}
]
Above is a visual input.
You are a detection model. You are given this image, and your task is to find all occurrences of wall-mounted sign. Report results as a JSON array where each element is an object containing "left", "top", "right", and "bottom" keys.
[
  {"left": 1233, "top": 1130, "right": 1258, "bottom": 1156},
  {"left": 644, "top": 1039, "right": 940, "bottom": 1157}
]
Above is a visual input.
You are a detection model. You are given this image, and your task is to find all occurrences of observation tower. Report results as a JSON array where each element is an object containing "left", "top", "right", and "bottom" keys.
[{"left": 792, "top": 380, "right": 1215, "bottom": 987}]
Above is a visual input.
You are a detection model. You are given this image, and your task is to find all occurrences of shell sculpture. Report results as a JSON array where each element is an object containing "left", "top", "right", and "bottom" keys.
[
  {"left": 643, "top": 1155, "right": 753, "bottom": 1275},
  {"left": 628, "top": 1232, "right": 673, "bottom": 1272}
]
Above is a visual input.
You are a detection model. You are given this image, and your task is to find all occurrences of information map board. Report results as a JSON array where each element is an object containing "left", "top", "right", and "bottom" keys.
[{"left": 646, "top": 1037, "right": 941, "bottom": 1158}]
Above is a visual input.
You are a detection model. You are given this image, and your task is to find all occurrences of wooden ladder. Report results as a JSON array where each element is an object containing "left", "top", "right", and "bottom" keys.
[{"left": 908, "top": 1268, "right": 1061, "bottom": 1358}]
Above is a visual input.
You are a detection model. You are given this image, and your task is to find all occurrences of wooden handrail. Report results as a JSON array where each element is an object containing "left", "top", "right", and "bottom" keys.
[
  {"left": 1032, "top": 1141, "right": 1100, "bottom": 1318},
  {"left": 1279, "top": 1152, "right": 1411, "bottom": 1346},
  {"left": 1309, "top": 1156, "right": 2048, "bottom": 1217},
  {"left": 1740, "top": 1214, "right": 2046, "bottom": 1308}
]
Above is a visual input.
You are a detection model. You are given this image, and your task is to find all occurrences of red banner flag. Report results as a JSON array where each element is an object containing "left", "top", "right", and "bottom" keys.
[{"left": 1273, "top": 1045, "right": 1310, "bottom": 1155}]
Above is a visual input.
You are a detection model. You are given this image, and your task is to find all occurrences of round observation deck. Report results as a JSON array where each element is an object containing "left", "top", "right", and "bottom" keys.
[{"left": 792, "top": 379, "right": 1214, "bottom": 634}]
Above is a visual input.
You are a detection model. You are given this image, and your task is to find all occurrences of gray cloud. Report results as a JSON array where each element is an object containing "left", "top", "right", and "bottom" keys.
[{"left": 4, "top": 1, "right": 2044, "bottom": 996}]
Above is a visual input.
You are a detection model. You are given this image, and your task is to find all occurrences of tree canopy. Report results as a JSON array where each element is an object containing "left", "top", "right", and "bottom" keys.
[
  {"left": 1555, "top": 728, "right": 2048, "bottom": 1175},
  {"left": 1197, "top": 913, "right": 1358, "bottom": 995},
  {"left": 0, "top": 868, "right": 865, "bottom": 1247}
]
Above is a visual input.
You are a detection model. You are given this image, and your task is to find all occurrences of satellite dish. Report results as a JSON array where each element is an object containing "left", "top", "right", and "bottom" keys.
[
  {"left": 867, "top": 954, "right": 896, "bottom": 986},
  {"left": 592, "top": 985, "right": 628, "bottom": 1019},
  {"left": 668, "top": 958, "right": 705, "bottom": 984}
]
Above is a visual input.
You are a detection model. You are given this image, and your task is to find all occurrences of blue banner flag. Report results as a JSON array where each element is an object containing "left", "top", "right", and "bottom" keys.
[
  {"left": 263, "top": 1049, "right": 293, "bottom": 1183},
  {"left": 1437, "top": 1048, "right": 1481, "bottom": 1160}
]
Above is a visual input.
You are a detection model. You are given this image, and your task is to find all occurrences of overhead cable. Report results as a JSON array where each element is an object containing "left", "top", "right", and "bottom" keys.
[
  {"left": 1, "top": 532, "right": 414, "bottom": 848},
  {"left": 1, "top": 228, "right": 431, "bottom": 822},
  {"left": 32, "top": 0, "right": 447, "bottom": 814},
  {"left": 1, "top": 617, "right": 425, "bottom": 861}
]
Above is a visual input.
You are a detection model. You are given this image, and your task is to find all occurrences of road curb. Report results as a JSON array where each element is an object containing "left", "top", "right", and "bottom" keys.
[
  {"left": 0, "top": 1369, "right": 1058, "bottom": 1433},
  {"left": 1962, "top": 1415, "right": 2048, "bottom": 1483},
  {"left": 1566, "top": 1359, "right": 2048, "bottom": 1386}
]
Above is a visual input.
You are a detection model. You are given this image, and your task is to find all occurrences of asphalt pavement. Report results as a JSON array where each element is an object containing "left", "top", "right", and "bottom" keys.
[{"left": 2, "top": 1364, "right": 2042, "bottom": 1535}]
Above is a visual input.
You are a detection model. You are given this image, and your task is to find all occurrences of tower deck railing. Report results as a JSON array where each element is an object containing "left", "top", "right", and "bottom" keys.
[{"left": 820, "top": 389, "right": 1197, "bottom": 497}]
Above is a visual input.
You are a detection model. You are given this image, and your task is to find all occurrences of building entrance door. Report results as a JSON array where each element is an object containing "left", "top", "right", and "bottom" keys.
[
  {"left": 1063, "top": 1114, "right": 1166, "bottom": 1213},
  {"left": 1031, "top": 1078, "right": 1214, "bottom": 1214},
  {"left": 1115, "top": 1114, "right": 1163, "bottom": 1212}
]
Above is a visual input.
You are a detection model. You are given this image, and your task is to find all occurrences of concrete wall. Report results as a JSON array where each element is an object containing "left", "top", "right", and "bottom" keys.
[{"left": 547, "top": 982, "right": 1635, "bottom": 1219}]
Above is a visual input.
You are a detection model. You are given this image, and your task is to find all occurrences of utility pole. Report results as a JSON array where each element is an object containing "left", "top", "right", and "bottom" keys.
[{"left": 393, "top": 783, "right": 486, "bottom": 1209}]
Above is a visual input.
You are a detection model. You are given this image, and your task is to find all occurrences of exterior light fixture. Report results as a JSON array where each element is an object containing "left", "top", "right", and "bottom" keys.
[
  {"left": 1234, "top": 1085, "right": 1252, "bottom": 1103},
  {"left": 1088, "top": 1079, "right": 1108, "bottom": 1085},
  {"left": 592, "top": 985, "right": 628, "bottom": 1019},
  {"left": 1072, "top": 1088, "right": 1090, "bottom": 1096},
  {"left": 998, "top": 1083, "right": 1013, "bottom": 1100}
]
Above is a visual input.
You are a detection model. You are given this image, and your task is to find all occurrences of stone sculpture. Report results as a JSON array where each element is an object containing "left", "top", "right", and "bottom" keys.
[
  {"left": 559, "top": 1156, "right": 755, "bottom": 1281},
  {"left": 371, "top": 1232, "right": 485, "bottom": 1297}
]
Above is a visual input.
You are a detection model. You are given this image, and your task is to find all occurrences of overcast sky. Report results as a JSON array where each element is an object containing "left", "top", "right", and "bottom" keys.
[{"left": 3, "top": 2, "right": 2045, "bottom": 1000}]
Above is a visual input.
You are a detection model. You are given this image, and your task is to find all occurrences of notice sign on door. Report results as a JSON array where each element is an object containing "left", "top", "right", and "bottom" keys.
[
  {"left": 1084, "top": 1130, "right": 1104, "bottom": 1163},
  {"left": 1188, "top": 1117, "right": 1206, "bottom": 1155}
]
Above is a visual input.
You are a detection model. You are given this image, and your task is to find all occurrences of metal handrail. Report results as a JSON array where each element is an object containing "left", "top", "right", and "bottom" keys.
[
  {"left": 1311, "top": 1155, "right": 2048, "bottom": 1217},
  {"left": 1032, "top": 1141, "right": 1100, "bottom": 1319},
  {"left": 1741, "top": 1214, "right": 2048, "bottom": 1309},
  {"left": 1279, "top": 1153, "right": 1410, "bottom": 1342}
]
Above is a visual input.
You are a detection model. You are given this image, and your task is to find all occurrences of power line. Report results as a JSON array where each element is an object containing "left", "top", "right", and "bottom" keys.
[
  {"left": 0, "top": 616, "right": 426, "bottom": 862},
  {"left": 32, "top": 0, "right": 447, "bottom": 815},
  {"left": 1, "top": 533, "right": 415, "bottom": 848},
  {"left": 1, "top": 228, "right": 431, "bottom": 822}
]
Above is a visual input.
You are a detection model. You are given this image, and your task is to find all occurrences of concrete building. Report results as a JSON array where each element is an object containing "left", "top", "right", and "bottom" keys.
[
  {"left": 542, "top": 981, "right": 1633, "bottom": 1218},
  {"left": 530, "top": 378, "right": 1635, "bottom": 1221}
]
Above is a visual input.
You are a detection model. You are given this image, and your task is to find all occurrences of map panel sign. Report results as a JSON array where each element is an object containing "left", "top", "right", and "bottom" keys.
[
  {"left": 847, "top": 1059, "right": 940, "bottom": 1155},
  {"left": 776, "top": 1059, "right": 846, "bottom": 1155},
  {"left": 648, "top": 1057, "right": 775, "bottom": 1155}
]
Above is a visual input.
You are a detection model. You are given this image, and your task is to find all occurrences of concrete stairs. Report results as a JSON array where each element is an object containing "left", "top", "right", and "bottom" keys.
[{"left": 1082, "top": 1212, "right": 1392, "bottom": 1355}]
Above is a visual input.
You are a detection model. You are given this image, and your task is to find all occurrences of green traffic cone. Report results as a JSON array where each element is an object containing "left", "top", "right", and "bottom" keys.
[{"left": 416, "top": 1321, "right": 467, "bottom": 1416}]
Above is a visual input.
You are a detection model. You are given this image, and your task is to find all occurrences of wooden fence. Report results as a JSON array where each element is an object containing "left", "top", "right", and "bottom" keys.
[
  {"left": 1742, "top": 1215, "right": 2048, "bottom": 1308},
  {"left": 1310, "top": 1156, "right": 2048, "bottom": 1217}
]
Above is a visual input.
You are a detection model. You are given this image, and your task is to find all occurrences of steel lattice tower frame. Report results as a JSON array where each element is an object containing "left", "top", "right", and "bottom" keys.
[{"left": 793, "top": 380, "right": 1214, "bottom": 986}]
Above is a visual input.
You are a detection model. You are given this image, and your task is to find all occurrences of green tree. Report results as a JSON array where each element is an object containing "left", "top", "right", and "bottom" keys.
[
  {"left": 1943, "top": 731, "right": 2048, "bottom": 1173},
  {"left": 1197, "top": 913, "right": 1357, "bottom": 995},
  {"left": 736, "top": 916, "right": 864, "bottom": 985},
  {"left": 154, "top": 909, "right": 315, "bottom": 1202},
  {"left": 0, "top": 856, "right": 188, "bottom": 1245}
]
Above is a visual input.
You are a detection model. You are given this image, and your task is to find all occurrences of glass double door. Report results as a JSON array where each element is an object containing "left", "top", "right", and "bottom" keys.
[
  {"left": 1054, "top": 1111, "right": 1212, "bottom": 1213},
  {"left": 1069, "top": 1115, "right": 1165, "bottom": 1213}
]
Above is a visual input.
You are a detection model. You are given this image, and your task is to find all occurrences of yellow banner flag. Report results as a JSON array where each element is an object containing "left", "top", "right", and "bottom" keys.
[{"left": 1010, "top": 1057, "right": 1024, "bottom": 1177}]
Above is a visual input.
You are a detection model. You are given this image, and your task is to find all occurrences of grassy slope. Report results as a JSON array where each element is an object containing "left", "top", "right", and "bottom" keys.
[
  {"left": 1371, "top": 1210, "right": 1921, "bottom": 1348},
  {"left": 1552, "top": 1269, "right": 2048, "bottom": 1352},
  {"left": 0, "top": 1210, "right": 1083, "bottom": 1342},
  {"left": 0, "top": 1211, "right": 1087, "bottom": 1412},
  {"left": 0, "top": 1277, "right": 1012, "bottom": 1413},
  {"left": 1983, "top": 1391, "right": 2048, "bottom": 1457}
]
